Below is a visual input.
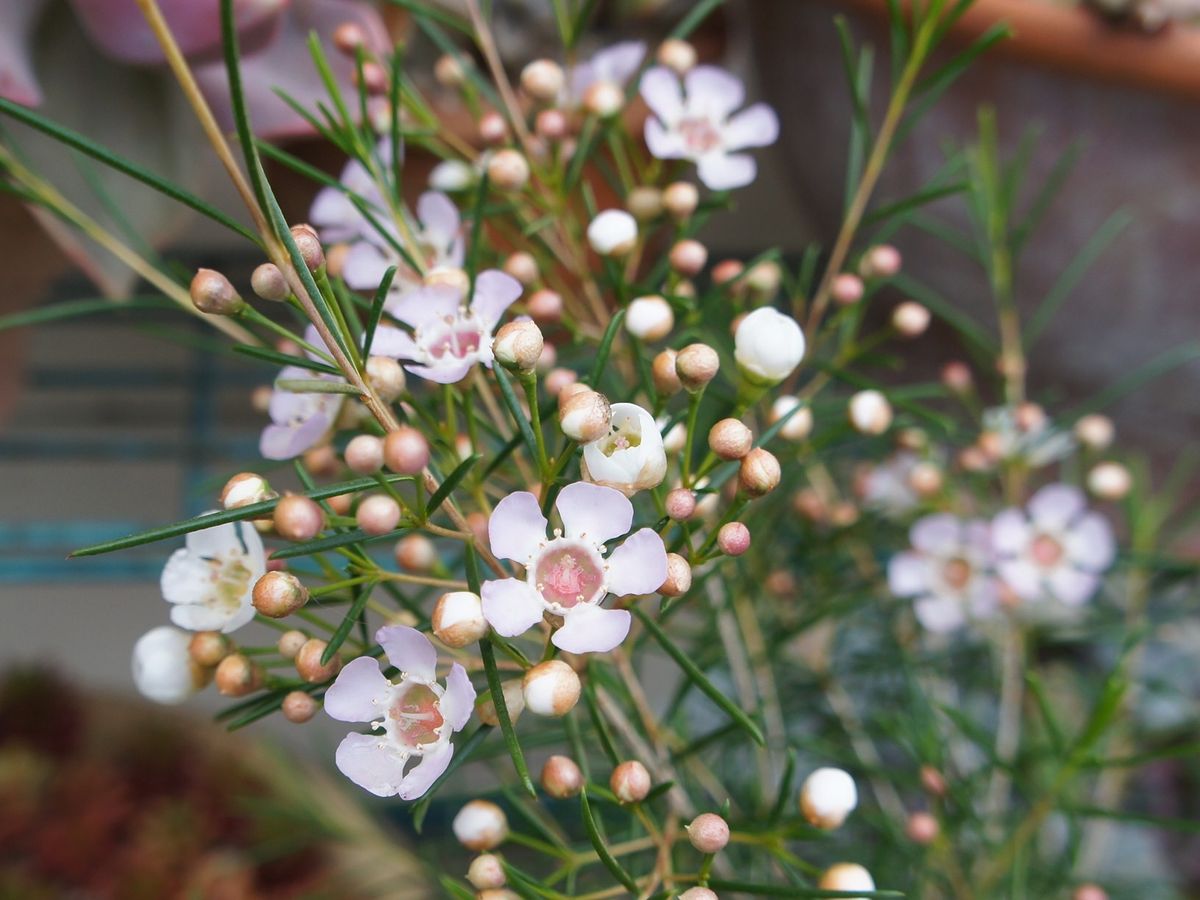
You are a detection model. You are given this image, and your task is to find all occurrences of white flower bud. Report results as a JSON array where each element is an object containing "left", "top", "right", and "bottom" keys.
[
  {"left": 734, "top": 307, "right": 806, "bottom": 384},
  {"left": 1074, "top": 413, "right": 1115, "bottom": 450},
  {"left": 686, "top": 813, "right": 730, "bottom": 853},
  {"left": 660, "top": 553, "right": 693, "bottom": 597},
  {"left": 848, "top": 390, "right": 893, "bottom": 435},
  {"left": 662, "top": 180, "right": 700, "bottom": 219},
  {"left": 892, "top": 301, "right": 931, "bottom": 337},
  {"left": 610, "top": 760, "right": 652, "bottom": 803},
  {"left": 626, "top": 186, "right": 663, "bottom": 221},
  {"left": 394, "top": 533, "right": 437, "bottom": 572},
  {"left": 277, "top": 630, "right": 307, "bottom": 659},
  {"left": 583, "top": 80, "right": 624, "bottom": 117},
  {"left": 467, "top": 854, "right": 507, "bottom": 890},
  {"left": 520, "top": 59, "right": 564, "bottom": 102},
  {"left": 282, "top": 690, "right": 318, "bottom": 723},
  {"left": 541, "top": 754, "right": 585, "bottom": 798},
  {"left": 859, "top": 244, "right": 901, "bottom": 278},
  {"left": 356, "top": 494, "right": 402, "bottom": 535},
  {"left": 669, "top": 239, "right": 708, "bottom": 276},
  {"left": 832, "top": 272, "right": 864, "bottom": 305},
  {"left": 522, "top": 660, "right": 581, "bottom": 717},
  {"left": 220, "top": 472, "right": 274, "bottom": 509},
  {"left": 453, "top": 799, "right": 509, "bottom": 850},
  {"left": 581, "top": 402, "right": 667, "bottom": 495},
  {"left": 625, "top": 295, "right": 675, "bottom": 342},
  {"left": 432, "top": 591, "right": 488, "bottom": 648},
  {"left": 503, "top": 251, "right": 539, "bottom": 286},
  {"left": 345, "top": 434, "right": 385, "bottom": 474},
  {"left": 587, "top": 209, "right": 638, "bottom": 256},
  {"left": 366, "top": 356, "right": 406, "bottom": 402},
  {"left": 559, "top": 389, "right": 612, "bottom": 443},
  {"left": 769, "top": 396, "right": 813, "bottom": 442},
  {"left": 487, "top": 149, "right": 530, "bottom": 191},
  {"left": 800, "top": 767, "right": 858, "bottom": 829},
  {"left": 678, "top": 890, "right": 718, "bottom": 900},
  {"left": 383, "top": 426, "right": 431, "bottom": 475},
  {"left": 430, "top": 159, "right": 476, "bottom": 193},
  {"left": 274, "top": 495, "right": 326, "bottom": 541},
  {"left": 1087, "top": 461, "right": 1132, "bottom": 500},
  {"left": 657, "top": 38, "right": 697, "bottom": 74},
  {"left": 818, "top": 863, "right": 875, "bottom": 897},
  {"left": 745, "top": 261, "right": 782, "bottom": 296},
  {"left": 132, "top": 626, "right": 205, "bottom": 704},
  {"left": 493, "top": 319, "right": 544, "bottom": 373}
]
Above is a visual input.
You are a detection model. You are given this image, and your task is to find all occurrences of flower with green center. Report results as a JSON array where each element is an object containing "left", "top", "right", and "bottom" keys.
[{"left": 160, "top": 519, "right": 265, "bottom": 633}]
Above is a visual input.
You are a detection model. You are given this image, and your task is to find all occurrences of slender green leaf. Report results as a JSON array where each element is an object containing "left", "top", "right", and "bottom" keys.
[
  {"left": 231, "top": 343, "right": 342, "bottom": 376},
  {"left": 492, "top": 365, "right": 540, "bottom": 464},
  {"left": 479, "top": 637, "right": 536, "bottom": 797},
  {"left": 579, "top": 788, "right": 640, "bottom": 894},
  {"left": 0, "top": 296, "right": 175, "bottom": 331},
  {"left": 321, "top": 583, "right": 374, "bottom": 664},
  {"left": 669, "top": 0, "right": 724, "bottom": 39},
  {"left": 270, "top": 526, "right": 411, "bottom": 561},
  {"left": 588, "top": 308, "right": 627, "bottom": 384},
  {"left": 427, "top": 453, "right": 481, "bottom": 517}
]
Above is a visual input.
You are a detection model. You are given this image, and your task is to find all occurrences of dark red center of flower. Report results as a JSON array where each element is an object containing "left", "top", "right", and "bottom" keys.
[{"left": 388, "top": 683, "right": 444, "bottom": 747}]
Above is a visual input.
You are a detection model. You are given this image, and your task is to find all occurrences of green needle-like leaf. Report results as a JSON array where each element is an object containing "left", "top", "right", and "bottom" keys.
[
  {"left": 427, "top": 454, "right": 481, "bottom": 517},
  {"left": 579, "top": 788, "right": 640, "bottom": 894},
  {"left": 479, "top": 637, "right": 536, "bottom": 797}
]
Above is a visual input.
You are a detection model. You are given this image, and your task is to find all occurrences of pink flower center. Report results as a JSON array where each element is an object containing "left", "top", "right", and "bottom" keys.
[
  {"left": 388, "top": 683, "right": 444, "bottom": 748},
  {"left": 422, "top": 312, "right": 486, "bottom": 363},
  {"left": 941, "top": 557, "right": 972, "bottom": 591},
  {"left": 1031, "top": 534, "right": 1064, "bottom": 568},
  {"left": 534, "top": 542, "right": 605, "bottom": 609},
  {"left": 678, "top": 117, "right": 723, "bottom": 155}
]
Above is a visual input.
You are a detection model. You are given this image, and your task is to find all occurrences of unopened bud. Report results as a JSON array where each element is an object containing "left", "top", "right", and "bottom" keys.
[
  {"left": 712, "top": 259, "right": 744, "bottom": 287},
  {"left": 467, "top": 854, "right": 507, "bottom": 891},
  {"left": 859, "top": 244, "right": 901, "bottom": 279},
  {"left": 1073, "top": 885, "right": 1109, "bottom": 900},
  {"left": 366, "top": 356, "right": 406, "bottom": 402},
  {"left": 678, "top": 890, "right": 718, "bottom": 900},
  {"left": 739, "top": 448, "right": 781, "bottom": 497},
  {"left": 535, "top": 108, "right": 568, "bottom": 140},
  {"left": 908, "top": 461, "right": 943, "bottom": 497},
  {"left": 290, "top": 224, "right": 325, "bottom": 271},
  {"left": 610, "top": 760, "right": 652, "bottom": 803},
  {"left": 893, "top": 301, "right": 931, "bottom": 337},
  {"left": 625, "top": 295, "right": 674, "bottom": 342},
  {"left": 220, "top": 472, "right": 274, "bottom": 509},
  {"left": 526, "top": 288, "right": 563, "bottom": 324},
  {"left": 476, "top": 680, "right": 525, "bottom": 727},
  {"left": 503, "top": 251, "right": 539, "bottom": 286},
  {"left": 626, "top": 186, "right": 663, "bottom": 221},
  {"left": 1014, "top": 402, "right": 1046, "bottom": 433},
  {"left": 487, "top": 149, "right": 530, "bottom": 191},
  {"left": 478, "top": 110, "right": 508, "bottom": 144},
  {"left": 849, "top": 390, "right": 893, "bottom": 435},
  {"left": 675, "top": 343, "right": 720, "bottom": 392},
  {"left": 919, "top": 765, "right": 947, "bottom": 797},
  {"left": 274, "top": 495, "right": 325, "bottom": 541},
  {"left": 1088, "top": 461, "right": 1132, "bottom": 500},
  {"left": 660, "top": 552, "right": 693, "bottom": 597},
  {"left": 520, "top": 59, "right": 564, "bottom": 102},
  {"left": 665, "top": 488, "right": 696, "bottom": 521},
  {"left": 522, "top": 660, "right": 581, "bottom": 717},
  {"left": 717, "top": 522, "right": 751, "bottom": 556},
  {"left": 356, "top": 494, "right": 402, "bottom": 535},
  {"left": 746, "top": 261, "right": 782, "bottom": 296},
  {"left": 190, "top": 268, "right": 243, "bottom": 316},
  {"left": 941, "top": 360, "right": 973, "bottom": 393},
  {"left": 277, "top": 630, "right": 307, "bottom": 659},
  {"left": 250, "top": 263, "right": 289, "bottom": 301},
  {"left": 282, "top": 690, "right": 318, "bottom": 723},
  {"left": 669, "top": 239, "right": 708, "bottom": 276},
  {"left": 1074, "top": 413, "right": 1115, "bottom": 450},
  {"left": 253, "top": 571, "right": 309, "bottom": 618},
  {"left": 587, "top": 209, "right": 638, "bottom": 256},
  {"left": 663, "top": 181, "right": 699, "bottom": 219},
  {"left": 545, "top": 367, "right": 579, "bottom": 397},
  {"left": 332, "top": 21, "right": 367, "bottom": 55},
  {"left": 709, "top": 418, "right": 753, "bottom": 460},
  {"left": 295, "top": 638, "right": 342, "bottom": 683},
  {"left": 215, "top": 653, "right": 262, "bottom": 696},
  {"left": 559, "top": 389, "right": 612, "bottom": 443},
  {"left": 818, "top": 863, "right": 875, "bottom": 894},
  {"left": 541, "top": 754, "right": 584, "bottom": 798},
  {"left": 453, "top": 800, "right": 509, "bottom": 851},
  {"left": 906, "top": 811, "right": 939, "bottom": 845},
  {"left": 188, "top": 631, "right": 231, "bottom": 668},
  {"left": 583, "top": 80, "right": 624, "bottom": 117},
  {"left": 686, "top": 813, "right": 730, "bottom": 853},
  {"left": 770, "top": 396, "right": 813, "bottom": 442},
  {"left": 432, "top": 591, "right": 488, "bottom": 648},
  {"left": 383, "top": 425, "right": 430, "bottom": 474},
  {"left": 493, "top": 320, "right": 544, "bottom": 373},
  {"left": 831, "top": 272, "right": 864, "bottom": 306},
  {"left": 652, "top": 349, "right": 683, "bottom": 396},
  {"left": 657, "top": 38, "right": 697, "bottom": 74},
  {"left": 801, "top": 766, "right": 858, "bottom": 829},
  {"left": 434, "top": 53, "right": 466, "bottom": 87},
  {"left": 345, "top": 434, "right": 384, "bottom": 474},
  {"left": 355, "top": 61, "right": 388, "bottom": 95},
  {"left": 394, "top": 533, "right": 437, "bottom": 572}
]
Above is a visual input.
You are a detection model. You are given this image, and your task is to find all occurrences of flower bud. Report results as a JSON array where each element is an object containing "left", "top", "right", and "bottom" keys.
[
  {"left": 345, "top": 434, "right": 384, "bottom": 474},
  {"left": 395, "top": 533, "right": 437, "bottom": 572},
  {"left": 250, "top": 262, "right": 289, "bottom": 301},
  {"left": 610, "top": 760, "right": 651, "bottom": 803},
  {"left": 800, "top": 767, "right": 858, "bottom": 829},
  {"left": 735, "top": 307, "right": 806, "bottom": 384},
  {"left": 523, "top": 288, "right": 562, "bottom": 324},
  {"left": 1014, "top": 402, "right": 1046, "bottom": 433},
  {"left": 1087, "top": 461, "right": 1131, "bottom": 500},
  {"left": 133, "top": 626, "right": 207, "bottom": 704},
  {"left": 277, "top": 630, "right": 307, "bottom": 659},
  {"left": 295, "top": 638, "right": 342, "bottom": 683},
  {"left": 660, "top": 552, "right": 693, "bottom": 597},
  {"left": 746, "top": 261, "right": 782, "bottom": 297},
  {"left": 282, "top": 690, "right": 318, "bottom": 723},
  {"left": 652, "top": 349, "right": 683, "bottom": 396},
  {"left": 663, "top": 180, "right": 700, "bottom": 219},
  {"left": 897, "top": 427, "right": 928, "bottom": 451},
  {"left": 535, "top": 108, "right": 568, "bottom": 140},
  {"left": 478, "top": 110, "right": 508, "bottom": 144},
  {"left": 941, "top": 360, "right": 973, "bottom": 394},
  {"left": 769, "top": 396, "right": 813, "bottom": 442},
  {"left": 657, "top": 38, "right": 697, "bottom": 74},
  {"left": 686, "top": 813, "right": 730, "bottom": 853},
  {"left": 430, "top": 159, "right": 475, "bottom": 192},
  {"left": 1073, "top": 885, "right": 1108, "bottom": 900},
  {"left": 383, "top": 426, "right": 430, "bottom": 474},
  {"left": 545, "top": 367, "right": 579, "bottom": 397},
  {"left": 713, "top": 259, "right": 744, "bottom": 287},
  {"left": 587, "top": 209, "right": 637, "bottom": 256},
  {"left": 493, "top": 320, "right": 544, "bottom": 373},
  {"left": 541, "top": 754, "right": 584, "bottom": 798},
  {"left": 709, "top": 418, "right": 753, "bottom": 460},
  {"left": 678, "top": 890, "right": 718, "bottom": 900},
  {"left": 920, "top": 765, "right": 947, "bottom": 797},
  {"left": 625, "top": 295, "right": 674, "bottom": 342},
  {"left": 1074, "top": 413, "right": 1115, "bottom": 450},
  {"left": 520, "top": 59, "right": 564, "bottom": 102},
  {"left": 478, "top": 891, "right": 520, "bottom": 900},
  {"left": 274, "top": 495, "right": 325, "bottom": 541},
  {"left": 290, "top": 224, "right": 325, "bottom": 271},
  {"left": 522, "top": 660, "right": 581, "bottom": 717},
  {"left": 467, "top": 854, "right": 507, "bottom": 891},
  {"left": 432, "top": 591, "right": 488, "bottom": 648},
  {"left": 831, "top": 272, "right": 864, "bottom": 305},
  {"left": 583, "top": 80, "right": 624, "bottom": 117},
  {"left": 503, "top": 251, "right": 539, "bottom": 286},
  {"left": 190, "top": 268, "right": 244, "bottom": 316},
  {"left": 332, "top": 21, "right": 367, "bottom": 55},
  {"left": 848, "top": 390, "right": 892, "bottom": 435},
  {"left": 818, "top": 863, "right": 875, "bottom": 895},
  {"left": 626, "top": 186, "right": 663, "bottom": 221},
  {"left": 355, "top": 61, "right": 388, "bottom": 94},
  {"left": 365, "top": 356, "right": 406, "bottom": 403},
  {"left": 908, "top": 461, "right": 943, "bottom": 497},
  {"left": 663, "top": 421, "right": 687, "bottom": 455},
  {"left": 453, "top": 800, "right": 508, "bottom": 850},
  {"left": 253, "top": 571, "right": 309, "bottom": 618},
  {"left": 717, "top": 522, "right": 751, "bottom": 556},
  {"left": 215, "top": 653, "right": 262, "bottom": 697},
  {"left": 304, "top": 443, "right": 339, "bottom": 478},
  {"left": 669, "top": 239, "right": 708, "bottom": 276},
  {"left": 905, "top": 811, "right": 939, "bottom": 845},
  {"left": 675, "top": 343, "right": 720, "bottom": 392},
  {"left": 435, "top": 53, "right": 466, "bottom": 87},
  {"left": 559, "top": 389, "right": 612, "bottom": 443},
  {"left": 220, "top": 472, "right": 274, "bottom": 509},
  {"left": 356, "top": 494, "right": 402, "bottom": 535},
  {"left": 766, "top": 569, "right": 796, "bottom": 597},
  {"left": 892, "top": 301, "right": 931, "bottom": 337},
  {"left": 859, "top": 243, "right": 901, "bottom": 279},
  {"left": 487, "top": 149, "right": 530, "bottom": 191},
  {"left": 188, "top": 631, "right": 231, "bottom": 668},
  {"left": 739, "top": 448, "right": 781, "bottom": 497},
  {"left": 476, "top": 680, "right": 525, "bottom": 727},
  {"left": 665, "top": 488, "right": 696, "bottom": 521}
]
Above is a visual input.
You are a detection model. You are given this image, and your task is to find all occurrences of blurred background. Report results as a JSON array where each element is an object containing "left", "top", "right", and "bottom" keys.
[{"left": 2, "top": 0, "right": 1199, "bottom": 895}]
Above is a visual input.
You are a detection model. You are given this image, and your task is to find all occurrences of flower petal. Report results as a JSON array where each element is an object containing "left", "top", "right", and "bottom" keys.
[
  {"left": 592, "top": 40, "right": 646, "bottom": 86},
  {"left": 887, "top": 551, "right": 928, "bottom": 598},
  {"left": 1064, "top": 512, "right": 1115, "bottom": 572},
  {"left": 696, "top": 153, "right": 757, "bottom": 191},
  {"left": 259, "top": 417, "right": 329, "bottom": 460},
  {"left": 553, "top": 604, "right": 631, "bottom": 654},
  {"left": 639, "top": 65, "right": 684, "bottom": 124},
  {"left": 488, "top": 491, "right": 548, "bottom": 563},
  {"left": 555, "top": 482, "right": 632, "bottom": 544},
  {"left": 389, "top": 283, "right": 461, "bottom": 329},
  {"left": 991, "top": 508, "right": 1031, "bottom": 557},
  {"left": 604, "top": 528, "right": 668, "bottom": 597},
  {"left": 416, "top": 191, "right": 460, "bottom": 246},
  {"left": 910, "top": 513, "right": 961, "bottom": 556},
  {"left": 185, "top": 520, "right": 244, "bottom": 558},
  {"left": 440, "top": 663, "right": 476, "bottom": 732},
  {"left": 368, "top": 325, "right": 420, "bottom": 361},
  {"left": 324, "top": 656, "right": 392, "bottom": 723},
  {"left": 335, "top": 731, "right": 409, "bottom": 798},
  {"left": 998, "top": 558, "right": 1042, "bottom": 602},
  {"left": 396, "top": 741, "right": 453, "bottom": 800},
  {"left": 404, "top": 361, "right": 474, "bottom": 385},
  {"left": 169, "top": 603, "right": 238, "bottom": 633},
  {"left": 721, "top": 103, "right": 779, "bottom": 150},
  {"left": 470, "top": 269, "right": 523, "bottom": 329},
  {"left": 644, "top": 117, "right": 686, "bottom": 160},
  {"left": 342, "top": 240, "right": 392, "bottom": 292},
  {"left": 914, "top": 594, "right": 966, "bottom": 633},
  {"left": 684, "top": 65, "right": 745, "bottom": 120},
  {"left": 1028, "top": 483, "right": 1086, "bottom": 531},
  {"left": 377, "top": 625, "right": 437, "bottom": 681},
  {"left": 1049, "top": 566, "right": 1099, "bottom": 606},
  {"left": 481, "top": 578, "right": 546, "bottom": 637}
]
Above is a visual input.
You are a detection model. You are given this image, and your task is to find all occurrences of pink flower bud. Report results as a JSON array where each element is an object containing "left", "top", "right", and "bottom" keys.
[
  {"left": 678, "top": 890, "right": 718, "bottom": 900},
  {"left": 652, "top": 349, "right": 683, "bottom": 396},
  {"left": 535, "top": 108, "right": 568, "bottom": 140},
  {"left": 215, "top": 654, "right": 262, "bottom": 696},
  {"left": 467, "top": 854, "right": 507, "bottom": 890},
  {"left": 892, "top": 301, "right": 931, "bottom": 337},
  {"left": 686, "top": 813, "right": 730, "bottom": 853},
  {"left": 332, "top": 21, "right": 367, "bottom": 55},
  {"left": 345, "top": 434, "right": 385, "bottom": 474},
  {"left": 712, "top": 259, "right": 744, "bottom": 287},
  {"left": 190, "top": 268, "right": 243, "bottom": 316},
  {"left": 487, "top": 149, "right": 530, "bottom": 191},
  {"left": 294, "top": 638, "right": 342, "bottom": 683},
  {"left": 383, "top": 426, "right": 430, "bottom": 474},
  {"left": 250, "top": 263, "right": 289, "bottom": 301},
  {"left": 670, "top": 239, "right": 708, "bottom": 276},
  {"left": 660, "top": 552, "right": 693, "bottom": 597},
  {"left": 394, "top": 533, "right": 437, "bottom": 572},
  {"left": 545, "top": 367, "right": 579, "bottom": 397},
  {"left": 709, "top": 418, "right": 753, "bottom": 460},
  {"left": 356, "top": 494, "right": 402, "bottom": 535},
  {"left": 859, "top": 243, "right": 901, "bottom": 279},
  {"left": 941, "top": 360, "right": 973, "bottom": 393},
  {"left": 675, "top": 343, "right": 720, "bottom": 392},
  {"left": 277, "top": 630, "right": 307, "bottom": 659},
  {"left": 478, "top": 110, "right": 508, "bottom": 144},
  {"left": 253, "top": 571, "right": 309, "bottom": 618},
  {"left": 831, "top": 272, "right": 864, "bottom": 306},
  {"left": 665, "top": 488, "right": 697, "bottom": 521},
  {"left": 366, "top": 356, "right": 406, "bottom": 402},
  {"left": 503, "top": 251, "right": 539, "bottom": 286},
  {"left": 717, "top": 522, "right": 751, "bottom": 556},
  {"left": 905, "top": 811, "right": 939, "bottom": 845},
  {"left": 610, "top": 760, "right": 651, "bottom": 803},
  {"left": 274, "top": 495, "right": 325, "bottom": 542},
  {"left": 289, "top": 224, "right": 325, "bottom": 271},
  {"left": 520, "top": 59, "right": 564, "bottom": 102},
  {"left": 657, "top": 38, "right": 697, "bottom": 74},
  {"left": 663, "top": 181, "right": 699, "bottom": 219},
  {"left": 282, "top": 690, "right": 318, "bottom": 723},
  {"left": 541, "top": 754, "right": 585, "bottom": 798},
  {"left": 739, "top": 448, "right": 781, "bottom": 497}
]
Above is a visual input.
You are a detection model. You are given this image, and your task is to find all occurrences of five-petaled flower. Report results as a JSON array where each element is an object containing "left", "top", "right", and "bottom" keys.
[
  {"left": 888, "top": 513, "right": 997, "bottom": 633},
  {"left": 567, "top": 40, "right": 646, "bottom": 105},
  {"left": 580, "top": 402, "right": 667, "bottom": 496},
  {"left": 342, "top": 191, "right": 465, "bottom": 297},
  {"left": 324, "top": 625, "right": 476, "bottom": 799},
  {"left": 160, "top": 519, "right": 266, "bottom": 633},
  {"left": 992, "top": 484, "right": 1115, "bottom": 607},
  {"left": 371, "top": 269, "right": 523, "bottom": 384},
  {"left": 639, "top": 64, "right": 779, "bottom": 190},
  {"left": 481, "top": 482, "right": 668, "bottom": 654}
]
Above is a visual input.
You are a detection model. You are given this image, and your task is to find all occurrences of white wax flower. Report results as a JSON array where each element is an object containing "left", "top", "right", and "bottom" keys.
[
  {"left": 581, "top": 403, "right": 668, "bottom": 496},
  {"left": 587, "top": 209, "right": 638, "bottom": 256},
  {"left": 734, "top": 307, "right": 805, "bottom": 383},
  {"left": 132, "top": 626, "right": 201, "bottom": 705}
]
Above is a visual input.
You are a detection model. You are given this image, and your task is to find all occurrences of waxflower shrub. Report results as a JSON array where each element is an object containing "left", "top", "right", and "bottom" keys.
[{"left": 2, "top": 1, "right": 1198, "bottom": 898}]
